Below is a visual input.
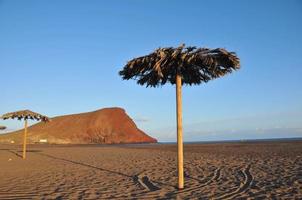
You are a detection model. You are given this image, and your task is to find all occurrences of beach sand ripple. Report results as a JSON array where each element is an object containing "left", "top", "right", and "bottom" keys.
[{"left": 0, "top": 141, "right": 301, "bottom": 199}]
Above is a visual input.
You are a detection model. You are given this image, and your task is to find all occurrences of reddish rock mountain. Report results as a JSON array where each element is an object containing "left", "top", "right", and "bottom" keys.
[{"left": 0, "top": 107, "right": 157, "bottom": 144}]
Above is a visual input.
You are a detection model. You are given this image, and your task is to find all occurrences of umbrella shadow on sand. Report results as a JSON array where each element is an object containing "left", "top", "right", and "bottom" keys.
[
  {"left": 0, "top": 148, "right": 23, "bottom": 158},
  {"left": 32, "top": 152, "right": 177, "bottom": 192},
  {"left": 17, "top": 150, "right": 43, "bottom": 153},
  {"left": 1, "top": 148, "right": 43, "bottom": 158},
  {"left": 1, "top": 148, "right": 193, "bottom": 199}
]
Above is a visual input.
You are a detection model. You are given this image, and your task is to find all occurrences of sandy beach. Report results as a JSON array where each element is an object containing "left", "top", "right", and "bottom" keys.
[{"left": 0, "top": 140, "right": 301, "bottom": 199}]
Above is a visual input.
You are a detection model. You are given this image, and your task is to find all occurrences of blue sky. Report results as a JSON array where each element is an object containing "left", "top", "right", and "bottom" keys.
[{"left": 0, "top": 0, "right": 302, "bottom": 142}]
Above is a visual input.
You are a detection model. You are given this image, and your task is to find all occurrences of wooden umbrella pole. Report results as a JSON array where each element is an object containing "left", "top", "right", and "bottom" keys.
[
  {"left": 23, "top": 119, "right": 28, "bottom": 159},
  {"left": 176, "top": 73, "right": 184, "bottom": 189}
]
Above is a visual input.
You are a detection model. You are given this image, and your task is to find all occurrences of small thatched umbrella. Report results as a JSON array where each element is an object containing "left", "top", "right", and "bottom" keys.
[
  {"left": 119, "top": 44, "right": 240, "bottom": 189},
  {"left": 0, "top": 125, "right": 6, "bottom": 130},
  {"left": 1, "top": 110, "right": 50, "bottom": 159}
]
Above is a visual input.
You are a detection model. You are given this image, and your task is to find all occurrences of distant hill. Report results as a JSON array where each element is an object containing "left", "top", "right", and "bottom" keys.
[{"left": 0, "top": 107, "right": 157, "bottom": 144}]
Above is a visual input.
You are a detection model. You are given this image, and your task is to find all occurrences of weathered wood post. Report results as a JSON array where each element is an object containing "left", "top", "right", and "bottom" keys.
[
  {"left": 23, "top": 119, "right": 28, "bottom": 159},
  {"left": 176, "top": 73, "right": 184, "bottom": 189}
]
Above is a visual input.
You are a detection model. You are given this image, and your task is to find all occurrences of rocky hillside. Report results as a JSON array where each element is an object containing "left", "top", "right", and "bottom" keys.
[{"left": 0, "top": 107, "right": 157, "bottom": 144}]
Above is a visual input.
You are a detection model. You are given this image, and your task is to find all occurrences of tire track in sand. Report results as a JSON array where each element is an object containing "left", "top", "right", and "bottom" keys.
[
  {"left": 186, "top": 167, "right": 222, "bottom": 185},
  {"left": 215, "top": 165, "right": 253, "bottom": 199},
  {"left": 213, "top": 167, "right": 221, "bottom": 181},
  {"left": 162, "top": 166, "right": 223, "bottom": 199}
]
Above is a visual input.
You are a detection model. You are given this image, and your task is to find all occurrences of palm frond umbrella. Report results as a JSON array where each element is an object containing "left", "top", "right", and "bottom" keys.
[
  {"left": 119, "top": 44, "right": 240, "bottom": 189},
  {"left": 0, "top": 125, "right": 6, "bottom": 130},
  {"left": 1, "top": 110, "right": 50, "bottom": 159}
]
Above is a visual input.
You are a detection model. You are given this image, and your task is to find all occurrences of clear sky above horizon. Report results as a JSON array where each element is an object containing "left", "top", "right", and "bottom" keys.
[{"left": 1, "top": 0, "right": 302, "bottom": 142}]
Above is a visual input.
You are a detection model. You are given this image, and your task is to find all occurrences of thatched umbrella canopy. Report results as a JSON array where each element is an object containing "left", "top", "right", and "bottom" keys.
[
  {"left": 119, "top": 44, "right": 240, "bottom": 189},
  {"left": 1, "top": 110, "right": 50, "bottom": 159},
  {"left": 0, "top": 125, "right": 6, "bottom": 130},
  {"left": 1, "top": 110, "right": 50, "bottom": 122},
  {"left": 119, "top": 44, "right": 240, "bottom": 87}
]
